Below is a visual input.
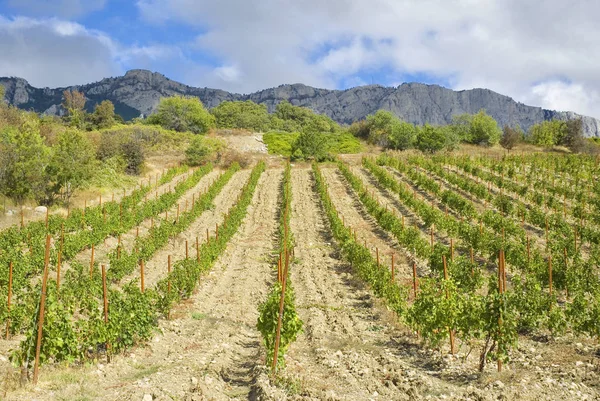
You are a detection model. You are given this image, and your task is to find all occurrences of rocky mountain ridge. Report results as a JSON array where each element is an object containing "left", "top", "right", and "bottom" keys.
[{"left": 2, "top": 69, "right": 599, "bottom": 137}]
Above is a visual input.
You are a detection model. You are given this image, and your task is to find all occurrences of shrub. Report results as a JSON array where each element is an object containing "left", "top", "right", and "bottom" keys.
[
  {"left": 120, "top": 138, "right": 145, "bottom": 175},
  {"left": 146, "top": 96, "right": 215, "bottom": 134},
  {"left": 185, "top": 136, "right": 226, "bottom": 166},
  {"left": 416, "top": 124, "right": 447, "bottom": 153}
]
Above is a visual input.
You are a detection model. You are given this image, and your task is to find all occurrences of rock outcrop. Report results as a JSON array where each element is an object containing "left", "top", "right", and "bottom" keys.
[{"left": 1, "top": 69, "right": 599, "bottom": 137}]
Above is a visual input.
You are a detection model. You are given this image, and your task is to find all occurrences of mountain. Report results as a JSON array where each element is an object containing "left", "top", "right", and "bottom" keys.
[{"left": 2, "top": 69, "right": 599, "bottom": 137}]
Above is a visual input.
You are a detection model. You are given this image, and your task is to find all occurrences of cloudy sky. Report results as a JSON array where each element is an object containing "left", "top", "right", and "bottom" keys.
[{"left": 0, "top": 0, "right": 599, "bottom": 117}]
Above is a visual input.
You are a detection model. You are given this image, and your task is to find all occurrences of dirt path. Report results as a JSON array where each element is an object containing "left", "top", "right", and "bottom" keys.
[
  {"left": 320, "top": 167, "right": 412, "bottom": 282},
  {"left": 120, "top": 168, "right": 252, "bottom": 289}
]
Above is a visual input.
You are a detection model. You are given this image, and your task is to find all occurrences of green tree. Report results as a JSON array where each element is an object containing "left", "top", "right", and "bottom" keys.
[
  {"left": 470, "top": 110, "right": 501, "bottom": 146},
  {"left": 0, "top": 119, "right": 50, "bottom": 204},
  {"left": 529, "top": 120, "right": 565, "bottom": 148},
  {"left": 388, "top": 120, "right": 417, "bottom": 150},
  {"left": 416, "top": 124, "right": 447, "bottom": 153},
  {"left": 146, "top": 96, "right": 215, "bottom": 134},
  {"left": 291, "top": 120, "right": 329, "bottom": 161},
  {"left": 365, "top": 110, "right": 395, "bottom": 146},
  {"left": 92, "top": 100, "right": 116, "bottom": 129},
  {"left": 211, "top": 100, "right": 270, "bottom": 131},
  {"left": 273, "top": 100, "right": 338, "bottom": 133},
  {"left": 48, "top": 129, "right": 95, "bottom": 204},
  {"left": 561, "top": 118, "right": 584, "bottom": 151},
  {"left": 449, "top": 114, "right": 473, "bottom": 142}
]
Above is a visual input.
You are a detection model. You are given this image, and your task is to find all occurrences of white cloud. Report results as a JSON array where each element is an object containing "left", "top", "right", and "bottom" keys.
[
  {"left": 135, "top": 0, "right": 600, "bottom": 117},
  {"left": 0, "top": 16, "right": 119, "bottom": 87},
  {"left": 529, "top": 81, "right": 600, "bottom": 116},
  {"left": 0, "top": 16, "right": 191, "bottom": 88},
  {"left": 6, "top": 0, "right": 107, "bottom": 19}
]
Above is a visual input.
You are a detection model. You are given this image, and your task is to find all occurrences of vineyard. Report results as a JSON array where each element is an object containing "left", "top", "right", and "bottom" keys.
[{"left": 1, "top": 151, "right": 600, "bottom": 400}]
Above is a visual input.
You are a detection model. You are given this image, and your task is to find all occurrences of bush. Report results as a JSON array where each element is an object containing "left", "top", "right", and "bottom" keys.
[
  {"left": 416, "top": 124, "right": 447, "bottom": 153},
  {"left": 121, "top": 138, "right": 145, "bottom": 175},
  {"left": 263, "top": 131, "right": 299, "bottom": 156},
  {"left": 185, "top": 136, "right": 226, "bottom": 166},
  {"left": 146, "top": 96, "right": 215, "bottom": 134},
  {"left": 291, "top": 129, "right": 329, "bottom": 161},
  {"left": 211, "top": 100, "right": 270, "bottom": 132}
]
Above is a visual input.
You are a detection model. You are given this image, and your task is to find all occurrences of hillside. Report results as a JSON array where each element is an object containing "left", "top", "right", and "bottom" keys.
[{"left": 2, "top": 69, "right": 600, "bottom": 137}]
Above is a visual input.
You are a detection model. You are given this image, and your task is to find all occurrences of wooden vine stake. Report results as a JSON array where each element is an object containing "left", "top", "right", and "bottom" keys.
[
  {"left": 376, "top": 247, "right": 380, "bottom": 267},
  {"left": 32, "top": 234, "right": 51, "bottom": 385},
  {"left": 196, "top": 236, "right": 200, "bottom": 262},
  {"left": 6, "top": 261, "right": 13, "bottom": 339},
  {"left": 140, "top": 260, "right": 145, "bottom": 293},
  {"left": 167, "top": 255, "right": 172, "bottom": 319},
  {"left": 497, "top": 250, "right": 505, "bottom": 372},
  {"left": 545, "top": 217, "right": 549, "bottom": 248},
  {"left": 564, "top": 248, "right": 569, "bottom": 299},
  {"left": 272, "top": 250, "right": 289, "bottom": 372},
  {"left": 101, "top": 264, "right": 109, "bottom": 360},
  {"left": 442, "top": 255, "right": 455, "bottom": 355},
  {"left": 56, "top": 251, "right": 61, "bottom": 291},
  {"left": 412, "top": 262, "right": 418, "bottom": 299},
  {"left": 89, "top": 244, "right": 95, "bottom": 278},
  {"left": 430, "top": 225, "right": 434, "bottom": 249},
  {"left": 185, "top": 240, "right": 189, "bottom": 259},
  {"left": 548, "top": 256, "right": 553, "bottom": 298}
]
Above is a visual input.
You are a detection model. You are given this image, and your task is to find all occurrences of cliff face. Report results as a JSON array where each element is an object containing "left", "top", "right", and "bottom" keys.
[{"left": 2, "top": 69, "right": 599, "bottom": 137}]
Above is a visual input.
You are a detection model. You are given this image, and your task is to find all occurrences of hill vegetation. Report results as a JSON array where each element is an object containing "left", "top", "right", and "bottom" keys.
[{"left": 0, "top": 83, "right": 597, "bottom": 209}]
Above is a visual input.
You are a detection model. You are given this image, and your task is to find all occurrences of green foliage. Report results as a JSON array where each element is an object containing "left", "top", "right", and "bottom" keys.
[
  {"left": 388, "top": 120, "right": 418, "bottom": 150},
  {"left": 120, "top": 138, "right": 145, "bottom": 175},
  {"left": 365, "top": 110, "right": 396, "bottom": 146},
  {"left": 146, "top": 96, "right": 215, "bottom": 134},
  {"left": 185, "top": 136, "right": 226, "bottom": 166},
  {"left": 263, "top": 131, "right": 299, "bottom": 157},
  {"left": 266, "top": 130, "right": 361, "bottom": 158},
  {"left": 211, "top": 100, "right": 270, "bottom": 132},
  {"left": 291, "top": 127, "right": 329, "bottom": 161},
  {"left": 528, "top": 120, "right": 566, "bottom": 148},
  {"left": 271, "top": 101, "right": 339, "bottom": 133},
  {"left": 470, "top": 110, "right": 502, "bottom": 146},
  {"left": 0, "top": 119, "right": 50, "bottom": 204},
  {"left": 91, "top": 100, "right": 116, "bottom": 129},
  {"left": 47, "top": 129, "right": 96, "bottom": 204},
  {"left": 257, "top": 283, "right": 303, "bottom": 369},
  {"left": 416, "top": 124, "right": 447, "bottom": 153}
]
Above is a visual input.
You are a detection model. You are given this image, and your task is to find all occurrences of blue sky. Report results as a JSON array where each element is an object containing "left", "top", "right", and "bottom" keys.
[{"left": 0, "top": 0, "right": 599, "bottom": 118}]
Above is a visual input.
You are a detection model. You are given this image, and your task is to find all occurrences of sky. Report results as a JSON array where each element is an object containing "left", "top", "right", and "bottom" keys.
[{"left": 0, "top": 0, "right": 599, "bottom": 118}]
